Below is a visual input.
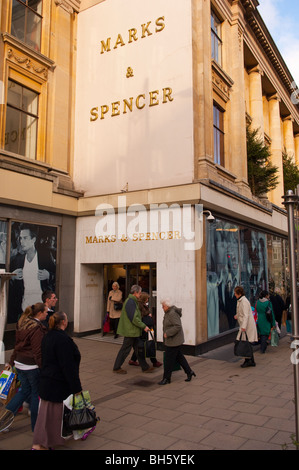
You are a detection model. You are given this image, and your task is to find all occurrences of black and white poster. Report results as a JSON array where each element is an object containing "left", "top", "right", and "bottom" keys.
[{"left": 8, "top": 222, "right": 57, "bottom": 323}]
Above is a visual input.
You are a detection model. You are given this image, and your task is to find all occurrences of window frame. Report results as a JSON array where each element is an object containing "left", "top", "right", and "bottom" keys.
[
  {"left": 11, "top": 0, "right": 43, "bottom": 52},
  {"left": 211, "top": 10, "right": 222, "bottom": 66},
  {"left": 213, "top": 102, "right": 225, "bottom": 167},
  {"left": 5, "top": 78, "right": 39, "bottom": 159}
]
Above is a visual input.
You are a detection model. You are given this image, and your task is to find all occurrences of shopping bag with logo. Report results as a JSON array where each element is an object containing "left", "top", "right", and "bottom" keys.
[
  {"left": 0, "top": 368, "right": 19, "bottom": 405},
  {"left": 0, "top": 370, "right": 15, "bottom": 400}
]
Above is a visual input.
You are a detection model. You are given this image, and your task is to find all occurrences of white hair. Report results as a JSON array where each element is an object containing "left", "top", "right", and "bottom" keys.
[
  {"left": 130, "top": 285, "right": 142, "bottom": 294},
  {"left": 160, "top": 298, "right": 172, "bottom": 307}
]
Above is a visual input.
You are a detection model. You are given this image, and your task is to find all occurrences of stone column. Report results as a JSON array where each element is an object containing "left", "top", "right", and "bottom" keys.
[
  {"left": 192, "top": 0, "right": 214, "bottom": 180},
  {"left": 295, "top": 134, "right": 299, "bottom": 166},
  {"left": 283, "top": 116, "right": 296, "bottom": 162},
  {"left": 268, "top": 94, "right": 284, "bottom": 206},
  {"left": 229, "top": 4, "right": 250, "bottom": 196},
  {"left": 248, "top": 66, "right": 264, "bottom": 140}
]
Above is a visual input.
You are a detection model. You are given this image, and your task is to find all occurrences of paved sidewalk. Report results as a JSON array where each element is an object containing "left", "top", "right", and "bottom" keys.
[{"left": 0, "top": 331, "right": 297, "bottom": 451}]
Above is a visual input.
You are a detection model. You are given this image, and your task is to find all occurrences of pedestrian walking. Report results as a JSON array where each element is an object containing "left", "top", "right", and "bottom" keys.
[
  {"left": 158, "top": 298, "right": 195, "bottom": 385},
  {"left": 32, "top": 311, "right": 82, "bottom": 450},
  {"left": 1, "top": 303, "right": 48, "bottom": 431},
  {"left": 112, "top": 285, "right": 154, "bottom": 374},
  {"left": 256, "top": 290, "right": 276, "bottom": 353},
  {"left": 129, "top": 292, "right": 162, "bottom": 368},
  {"left": 234, "top": 286, "right": 258, "bottom": 367},
  {"left": 270, "top": 288, "right": 285, "bottom": 329}
]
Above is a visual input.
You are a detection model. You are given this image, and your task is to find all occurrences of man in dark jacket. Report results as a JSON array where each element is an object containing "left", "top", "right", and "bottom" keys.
[{"left": 270, "top": 288, "right": 285, "bottom": 329}]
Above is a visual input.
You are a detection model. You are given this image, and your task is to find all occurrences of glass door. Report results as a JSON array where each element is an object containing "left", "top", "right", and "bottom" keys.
[{"left": 104, "top": 263, "right": 157, "bottom": 327}]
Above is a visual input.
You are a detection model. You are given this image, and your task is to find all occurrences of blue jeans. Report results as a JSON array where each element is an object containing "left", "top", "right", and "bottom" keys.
[{"left": 6, "top": 368, "right": 40, "bottom": 431}]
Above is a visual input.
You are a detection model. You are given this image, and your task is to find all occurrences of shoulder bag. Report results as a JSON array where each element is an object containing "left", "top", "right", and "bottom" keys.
[{"left": 114, "top": 301, "right": 123, "bottom": 311}]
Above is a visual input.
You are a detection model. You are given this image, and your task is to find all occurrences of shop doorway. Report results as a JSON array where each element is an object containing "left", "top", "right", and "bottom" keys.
[{"left": 104, "top": 263, "right": 157, "bottom": 325}]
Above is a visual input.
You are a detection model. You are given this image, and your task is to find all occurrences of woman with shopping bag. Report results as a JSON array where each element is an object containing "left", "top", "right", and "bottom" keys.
[
  {"left": 234, "top": 286, "right": 258, "bottom": 368},
  {"left": 0, "top": 303, "right": 48, "bottom": 432},
  {"left": 32, "top": 311, "right": 83, "bottom": 450}
]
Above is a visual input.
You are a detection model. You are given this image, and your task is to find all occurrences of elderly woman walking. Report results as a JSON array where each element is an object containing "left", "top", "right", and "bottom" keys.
[
  {"left": 234, "top": 286, "right": 258, "bottom": 368},
  {"left": 158, "top": 298, "right": 195, "bottom": 385}
]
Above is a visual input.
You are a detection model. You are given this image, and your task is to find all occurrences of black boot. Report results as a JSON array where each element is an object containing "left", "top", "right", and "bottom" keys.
[
  {"left": 185, "top": 371, "right": 196, "bottom": 382},
  {"left": 158, "top": 378, "right": 171, "bottom": 385},
  {"left": 241, "top": 358, "right": 256, "bottom": 368}
]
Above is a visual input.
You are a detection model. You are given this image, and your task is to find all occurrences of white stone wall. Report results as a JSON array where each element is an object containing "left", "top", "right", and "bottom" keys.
[{"left": 74, "top": 0, "right": 194, "bottom": 196}]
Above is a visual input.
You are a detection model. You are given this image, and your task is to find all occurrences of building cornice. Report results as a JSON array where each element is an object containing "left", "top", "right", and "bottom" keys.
[{"left": 241, "top": 0, "right": 297, "bottom": 100}]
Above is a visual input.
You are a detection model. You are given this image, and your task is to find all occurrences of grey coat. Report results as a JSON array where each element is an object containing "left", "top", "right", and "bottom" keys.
[{"left": 163, "top": 305, "right": 185, "bottom": 347}]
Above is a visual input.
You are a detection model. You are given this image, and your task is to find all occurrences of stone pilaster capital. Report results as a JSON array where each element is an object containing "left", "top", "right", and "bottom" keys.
[
  {"left": 248, "top": 65, "right": 264, "bottom": 76},
  {"left": 54, "top": 0, "right": 80, "bottom": 13},
  {"left": 282, "top": 115, "right": 294, "bottom": 123},
  {"left": 267, "top": 93, "right": 281, "bottom": 103}
]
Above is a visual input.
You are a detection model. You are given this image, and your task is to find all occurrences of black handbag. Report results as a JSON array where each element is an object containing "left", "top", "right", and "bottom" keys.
[
  {"left": 234, "top": 331, "right": 253, "bottom": 358},
  {"left": 114, "top": 301, "right": 123, "bottom": 311},
  {"left": 65, "top": 393, "right": 98, "bottom": 431}
]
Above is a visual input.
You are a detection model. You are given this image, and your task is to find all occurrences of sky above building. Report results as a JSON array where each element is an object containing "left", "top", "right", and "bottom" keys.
[{"left": 257, "top": 0, "right": 299, "bottom": 87}]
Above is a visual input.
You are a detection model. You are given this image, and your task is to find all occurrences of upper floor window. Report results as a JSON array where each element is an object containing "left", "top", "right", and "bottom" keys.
[
  {"left": 11, "top": 0, "right": 42, "bottom": 52},
  {"left": 211, "top": 11, "right": 222, "bottom": 65},
  {"left": 5, "top": 79, "right": 39, "bottom": 159},
  {"left": 213, "top": 103, "right": 224, "bottom": 166}
]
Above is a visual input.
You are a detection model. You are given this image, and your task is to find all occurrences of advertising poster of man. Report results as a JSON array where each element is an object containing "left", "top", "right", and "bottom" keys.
[{"left": 7, "top": 222, "right": 57, "bottom": 323}]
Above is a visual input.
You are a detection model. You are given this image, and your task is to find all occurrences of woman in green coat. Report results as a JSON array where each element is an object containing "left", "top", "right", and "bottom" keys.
[{"left": 256, "top": 290, "right": 276, "bottom": 353}]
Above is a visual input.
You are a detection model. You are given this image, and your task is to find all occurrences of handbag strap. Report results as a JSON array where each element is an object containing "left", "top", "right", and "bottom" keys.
[
  {"left": 72, "top": 392, "right": 86, "bottom": 408},
  {"left": 240, "top": 331, "right": 249, "bottom": 341}
]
